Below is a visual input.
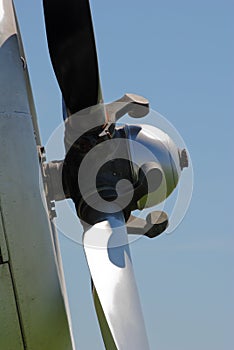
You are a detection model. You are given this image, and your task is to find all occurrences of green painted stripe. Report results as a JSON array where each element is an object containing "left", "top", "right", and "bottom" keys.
[{"left": 92, "top": 285, "right": 117, "bottom": 350}]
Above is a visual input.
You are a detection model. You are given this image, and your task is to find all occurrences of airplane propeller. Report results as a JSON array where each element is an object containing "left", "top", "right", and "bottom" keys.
[{"left": 42, "top": 1, "right": 188, "bottom": 349}]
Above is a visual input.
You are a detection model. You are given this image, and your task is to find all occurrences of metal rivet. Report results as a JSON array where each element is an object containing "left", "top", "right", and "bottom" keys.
[{"left": 20, "top": 56, "right": 27, "bottom": 70}]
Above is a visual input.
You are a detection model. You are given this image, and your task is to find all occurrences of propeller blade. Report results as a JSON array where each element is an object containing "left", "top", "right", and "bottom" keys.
[
  {"left": 43, "top": 0, "right": 102, "bottom": 115},
  {"left": 83, "top": 212, "right": 150, "bottom": 350}
]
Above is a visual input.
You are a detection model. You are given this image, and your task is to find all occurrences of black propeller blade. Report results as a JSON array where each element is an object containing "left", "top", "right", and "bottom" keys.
[{"left": 43, "top": 0, "right": 102, "bottom": 115}]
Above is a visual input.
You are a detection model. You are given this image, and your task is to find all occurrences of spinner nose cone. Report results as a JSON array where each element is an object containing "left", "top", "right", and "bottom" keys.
[{"left": 127, "top": 124, "right": 188, "bottom": 208}]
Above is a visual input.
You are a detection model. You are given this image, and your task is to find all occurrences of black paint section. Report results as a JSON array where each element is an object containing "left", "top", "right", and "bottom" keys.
[{"left": 43, "top": 0, "right": 100, "bottom": 115}]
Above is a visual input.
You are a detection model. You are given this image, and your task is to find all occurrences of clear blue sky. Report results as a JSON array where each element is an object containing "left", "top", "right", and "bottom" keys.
[{"left": 14, "top": 1, "right": 234, "bottom": 349}]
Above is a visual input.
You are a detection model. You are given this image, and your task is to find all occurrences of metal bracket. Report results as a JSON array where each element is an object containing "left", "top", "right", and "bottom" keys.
[
  {"left": 43, "top": 160, "right": 68, "bottom": 202},
  {"left": 99, "top": 93, "right": 149, "bottom": 138},
  {"left": 38, "top": 146, "right": 58, "bottom": 219},
  {"left": 106, "top": 93, "right": 149, "bottom": 121},
  {"left": 126, "top": 211, "right": 168, "bottom": 238}
]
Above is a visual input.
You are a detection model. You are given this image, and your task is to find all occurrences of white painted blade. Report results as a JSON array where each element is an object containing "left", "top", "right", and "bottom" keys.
[{"left": 83, "top": 212, "right": 150, "bottom": 350}]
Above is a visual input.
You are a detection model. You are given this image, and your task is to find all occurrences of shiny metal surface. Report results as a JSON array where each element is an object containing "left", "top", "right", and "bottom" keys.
[
  {"left": 127, "top": 124, "right": 181, "bottom": 208},
  {"left": 83, "top": 211, "right": 150, "bottom": 350}
]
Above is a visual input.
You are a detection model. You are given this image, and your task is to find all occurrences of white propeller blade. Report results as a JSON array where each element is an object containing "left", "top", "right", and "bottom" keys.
[{"left": 83, "top": 212, "right": 150, "bottom": 350}]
